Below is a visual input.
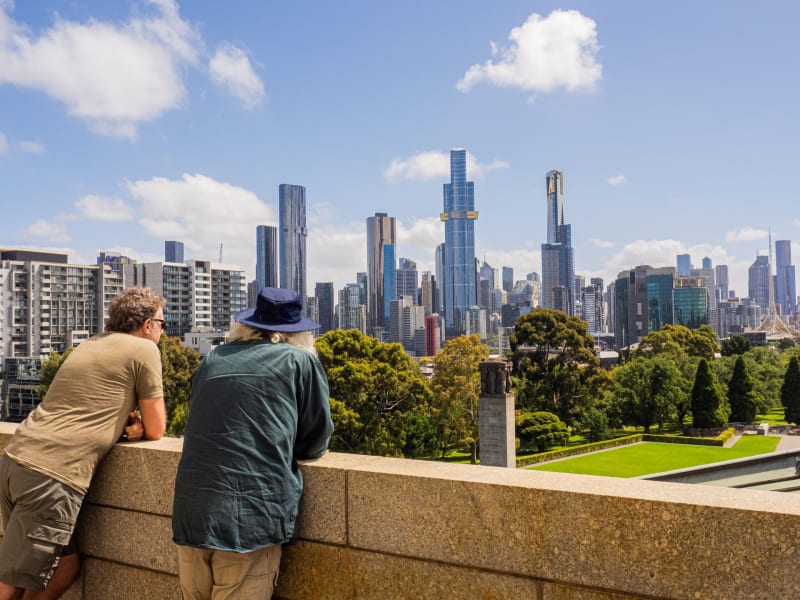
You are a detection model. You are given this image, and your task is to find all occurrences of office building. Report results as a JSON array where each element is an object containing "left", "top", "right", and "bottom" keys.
[
  {"left": 674, "top": 277, "right": 709, "bottom": 329},
  {"left": 279, "top": 184, "right": 307, "bottom": 300},
  {"left": 256, "top": 225, "right": 278, "bottom": 289},
  {"left": 541, "top": 170, "right": 575, "bottom": 315},
  {"left": 421, "top": 271, "right": 438, "bottom": 316},
  {"left": 441, "top": 149, "right": 478, "bottom": 336},
  {"left": 748, "top": 255, "right": 771, "bottom": 313},
  {"left": 646, "top": 268, "right": 676, "bottom": 332},
  {"left": 502, "top": 267, "right": 514, "bottom": 293},
  {"left": 337, "top": 283, "right": 366, "bottom": 333},
  {"left": 315, "top": 282, "right": 335, "bottom": 334},
  {"left": 165, "top": 240, "right": 184, "bottom": 264},
  {"left": 366, "top": 213, "right": 397, "bottom": 336},
  {"left": 715, "top": 265, "right": 729, "bottom": 302},
  {"left": 677, "top": 254, "right": 691, "bottom": 277},
  {"left": 775, "top": 240, "right": 796, "bottom": 317},
  {"left": 396, "top": 258, "right": 419, "bottom": 301}
]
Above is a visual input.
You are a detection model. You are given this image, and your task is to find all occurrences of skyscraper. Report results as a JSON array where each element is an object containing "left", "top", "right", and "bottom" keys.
[
  {"left": 383, "top": 244, "right": 396, "bottom": 327},
  {"left": 165, "top": 240, "right": 184, "bottom": 263},
  {"left": 676, "top": 254, "right": 691, "bottom": 277},
  {"left": 315, "top": 282, "right": 335, "bottom": 334},
  {"left": 396, "top": 258, "right": 419, "bottom": 301},
  {"left": 715, "top": 265, "right": 729, "bottom": 301},
  {"left": 279, "top": 184, "right": 307, "bottom": 300},
  {"left": 541, "top": 170, "right": 575, "bottom": 315},
  {"left": 255, "top": 225, "right": 278, "bottom": 290},
  {"left": 366, "top": 212, "right": 396, "bottom": 335},
  {"left": 441, "top": 149, "right": 478, "bottom": 336},
  {"left": 775, "top": 240, "right": 796, "bottom": 317},
  {"left": 502, "top": 266, "right": 514, "bottom": 293},
  {"left": 748, "top": 254, "right": 771, "bottom": 313}
]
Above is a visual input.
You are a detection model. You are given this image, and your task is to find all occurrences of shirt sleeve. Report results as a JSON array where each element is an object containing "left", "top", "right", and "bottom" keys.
[{"left": 294, "top": 353, "right": 334, "bottom": 459}]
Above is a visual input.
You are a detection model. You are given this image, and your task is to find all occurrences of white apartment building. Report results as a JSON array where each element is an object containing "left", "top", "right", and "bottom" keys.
[{"left": 0, "top": 249, "right": 123, "bottom": 362}]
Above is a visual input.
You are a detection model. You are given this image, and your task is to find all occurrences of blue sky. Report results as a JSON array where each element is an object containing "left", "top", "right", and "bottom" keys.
[{"left": 1, "top": 0, "right": 798, "bottom": 297}]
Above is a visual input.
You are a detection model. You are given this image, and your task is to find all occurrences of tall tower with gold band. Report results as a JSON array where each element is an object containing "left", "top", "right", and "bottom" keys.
[{"left": 441, "top": 149, "right": 478, "bottom": 336}]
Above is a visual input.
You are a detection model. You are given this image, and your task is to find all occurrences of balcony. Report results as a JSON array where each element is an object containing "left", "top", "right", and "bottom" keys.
[{"left": 1, "top": 421, "right": 798, "bottom": 599}]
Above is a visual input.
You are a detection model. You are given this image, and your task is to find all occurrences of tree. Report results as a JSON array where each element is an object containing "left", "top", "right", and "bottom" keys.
[
  {"left": 778, "top": 338, "right": 796, "bottom": 351},
  {"left": 744, "top": 347, "right": 785, "bottom": 412},
  {"left": 316, "top": 329, "right": 433, "bottom": 457},
  {"left": 510, "top": 308, "right": 610, "bottom": 426},
  {"left": 727, "top": 356, "right": 758, "bottom": 423},
  {"left": 430, "top": 334, "right": 490, "bottom": 463},
  {"left": 36, "top": 347, "right": 75, "bottom": 399},
  {"left": 690, "top": 358, "right": 728, "bottom": 429},
  {"left": 613, "top": 355, "right": 683, "bottom": 432},
  {"left": 158, "top": 335, "right": 201, "bottom": 436},
  {"left": 781, "top": 356, "right": 800, "bottom": 425},
  {"left": 636, "top": 324, "right": 717, "bottom": 361},
  {"left": 516, "top": 411, "right": 569, "bottom": 452},
  {"left": 580, "top": 406, "right": 612, "bottom": 442},
  {"left": 721, "top": 335, "right": 751, "bottom": 357}
]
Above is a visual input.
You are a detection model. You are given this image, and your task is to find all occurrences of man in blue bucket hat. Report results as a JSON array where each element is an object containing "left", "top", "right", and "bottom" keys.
[{"left": 172, "top": 287, "right": 333, "bottom": 599}]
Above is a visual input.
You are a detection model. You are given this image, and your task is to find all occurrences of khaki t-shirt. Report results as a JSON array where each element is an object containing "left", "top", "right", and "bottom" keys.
[{"left": 4, "top": 332, "right": 163, "bottom": 494}]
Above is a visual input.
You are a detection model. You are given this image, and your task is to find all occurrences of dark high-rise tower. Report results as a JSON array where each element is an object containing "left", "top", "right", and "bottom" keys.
[
  {"left": 165, "top": 240, "right": 184, "bottom": 263},
  {"left": 315, "top": 282, "right": 335, "bottom": 334},
  {"left": 441, "top": 149, "right": 478, "bottom": 335},
  {"left": 279, "top": 184, "right": 307, "bottom": 299},
  {"left": 541, "top": 170, "right": 574, "bottom": 315},
  {"left": 366, "top": 212, "right": 396, "bottom": 335},
  {"left": 255, "top": 225, "right": 278, "bottom": 290}
]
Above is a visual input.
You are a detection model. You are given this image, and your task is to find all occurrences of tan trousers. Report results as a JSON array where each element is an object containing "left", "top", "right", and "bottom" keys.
[{"left": 177, "top": 544, "right": 282, "bottom": 600}]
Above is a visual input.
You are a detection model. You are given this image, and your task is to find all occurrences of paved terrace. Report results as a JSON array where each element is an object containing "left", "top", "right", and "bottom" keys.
[{"left": 1, "top": 421, "right": 799, "bottom": 599}]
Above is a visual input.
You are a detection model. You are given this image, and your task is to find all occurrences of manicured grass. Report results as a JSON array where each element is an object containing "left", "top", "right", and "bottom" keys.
[
  {"left": 755, "top": 407, "right": 789, "bottom": 426},
  {"left": 528, "top": 435, "right": 781, "bottom": 478}
]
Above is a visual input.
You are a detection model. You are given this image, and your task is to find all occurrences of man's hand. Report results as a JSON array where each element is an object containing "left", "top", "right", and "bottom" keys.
[{"left": 124, "top": 411, "right": 144, "bottom": 442}]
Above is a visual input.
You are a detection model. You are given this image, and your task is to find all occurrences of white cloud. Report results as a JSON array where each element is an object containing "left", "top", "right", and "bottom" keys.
[
  {"left": 0, "top": 0, "right": 202, "bottom": 139},
  {"left": 209, "top": 44, "right": 265, "bottom": 108},
  {"left": 75, "top": 195, "right": 134, "bottom": 221},
  {"left": 607, "top": 173, "right": 626, "bottom": 186},
  {"left": 589, "top": 238, "right": 615, "bottom": 249},
  {"left": 384, "top": 150, "right": 509, "bottom": 182},
  {"left": 0, "top": 131, "right": 7, "bottom": 156},
  {"left": 457, "top": 10, "right": 602, "bottom": 94},
  {"left": 483, "top": 248, "right": 541, "bottom": 282},
  {"left": 127, "top": 173, "right": 274, "bottom": 274},
  {"left": 18, "top": 140, "right": 44, "bottom": 154},
  {"left": 23, "top": 219, "right": 71, "bottom": 243},
  {"left": 725, "top": 227, "right": 768, "bottom": 243}
]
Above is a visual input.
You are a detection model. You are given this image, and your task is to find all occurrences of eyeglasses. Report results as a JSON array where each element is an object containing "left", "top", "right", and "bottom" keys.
[{"left": 150, "top": 318, "right": 166, "bottom": 326}]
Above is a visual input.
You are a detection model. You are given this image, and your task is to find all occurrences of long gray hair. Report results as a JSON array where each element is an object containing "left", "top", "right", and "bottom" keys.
[{"left": 227, "top": 322, "right": 317, "bottom": 356}]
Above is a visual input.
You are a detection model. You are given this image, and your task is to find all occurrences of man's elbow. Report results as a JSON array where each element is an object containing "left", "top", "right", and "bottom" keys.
[{"left": 144, "top": 427, "right": 166, "bottom": 441}]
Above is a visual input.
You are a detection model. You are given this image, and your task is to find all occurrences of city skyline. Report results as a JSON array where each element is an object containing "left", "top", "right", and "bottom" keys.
[{"left": 1, "top": 1, "right": 799, "bottom": 297}]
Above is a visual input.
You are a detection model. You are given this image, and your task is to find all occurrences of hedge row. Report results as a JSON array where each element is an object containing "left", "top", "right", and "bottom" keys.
[
  {"left": 516, "top": 434, "right": 642, "bottom": 467},
  {"left": 641, "top": 427, "right": 735, "bottom": 447},
  {"left": 516, "top": 428, "right": 737, "bottom": 467}
]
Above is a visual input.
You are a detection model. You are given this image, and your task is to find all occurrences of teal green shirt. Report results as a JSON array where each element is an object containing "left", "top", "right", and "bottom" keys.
[{"left": 172, "top": 339, "right": 333, "bottom": 552}]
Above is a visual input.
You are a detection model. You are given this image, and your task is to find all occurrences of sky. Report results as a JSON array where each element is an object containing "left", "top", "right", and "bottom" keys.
[{"left": 1, "top": 0, "right": 799, "bottom": 299}]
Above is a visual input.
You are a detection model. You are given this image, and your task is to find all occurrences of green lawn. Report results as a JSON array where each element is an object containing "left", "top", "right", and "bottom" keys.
[
  {"left": 755, "top": 407, "right": 789, "bottom": 426},
  {"left": 528, "top": 435, "right": 781, "bottom": 478}
]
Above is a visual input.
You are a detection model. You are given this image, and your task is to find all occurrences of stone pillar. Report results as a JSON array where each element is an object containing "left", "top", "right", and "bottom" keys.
[{"left": 478, "top": 358, "right": 515, "bottom": 468}]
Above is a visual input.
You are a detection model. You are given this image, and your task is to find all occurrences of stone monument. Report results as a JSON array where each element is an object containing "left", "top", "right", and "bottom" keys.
[{"left": 478, "top": 357, "right": 515, "bottom": 467}]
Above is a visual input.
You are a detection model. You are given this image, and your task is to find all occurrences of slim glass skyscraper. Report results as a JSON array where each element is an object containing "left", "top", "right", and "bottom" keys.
[
  {"left": 748, "top": 255, "right": 770, "bottom": 313},
  {"left": 366, "top": 212, "right": 396, "bottom": 335},
  {"left": 441, "top": 149, "right": 478, "bottom": 335},
  {"left": 775, "top": 240, "right": 796, "bottom": 317},
  {"left": 541, "top": 170, "right": 574, "bottom": 315},
  {"left": 255, "top": 225, "right": 278, "bottom": 290},
  {"left": 314, "top": 282, "right": 334, "bottom": 334},
  {"left": 279, "top": 184, "right": 307, "bottom": 300}
]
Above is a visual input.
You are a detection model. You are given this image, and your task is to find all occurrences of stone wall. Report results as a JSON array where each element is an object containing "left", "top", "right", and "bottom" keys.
[{"left": 2, "top": 421, "right": 800, "bottom": 599}]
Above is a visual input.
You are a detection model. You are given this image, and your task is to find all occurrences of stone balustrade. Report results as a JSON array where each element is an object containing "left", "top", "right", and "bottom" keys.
[{"left": 2, "top": 421, "right": 799, "bottom": 599}]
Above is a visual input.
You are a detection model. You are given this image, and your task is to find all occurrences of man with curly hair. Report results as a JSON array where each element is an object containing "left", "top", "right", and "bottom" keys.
[
  {"left": 0, "top": 287, "right": 167, "bottom": 599},
  {"left": 172, "top": 287, "right": 333, "bottom": 599}
]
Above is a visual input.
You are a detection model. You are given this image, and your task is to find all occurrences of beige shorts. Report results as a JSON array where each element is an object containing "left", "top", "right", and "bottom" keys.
[
  {"left": 0, "top": 455, "right": 83, "bottom": 591},
  {"left": 177, "top": 543, "right": 282, "bottom": 600}
]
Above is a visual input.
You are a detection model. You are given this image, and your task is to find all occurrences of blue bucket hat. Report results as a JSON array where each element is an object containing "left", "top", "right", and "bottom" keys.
[{"left": 234, "top": 287, "right": 320, "bottom": 332}]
